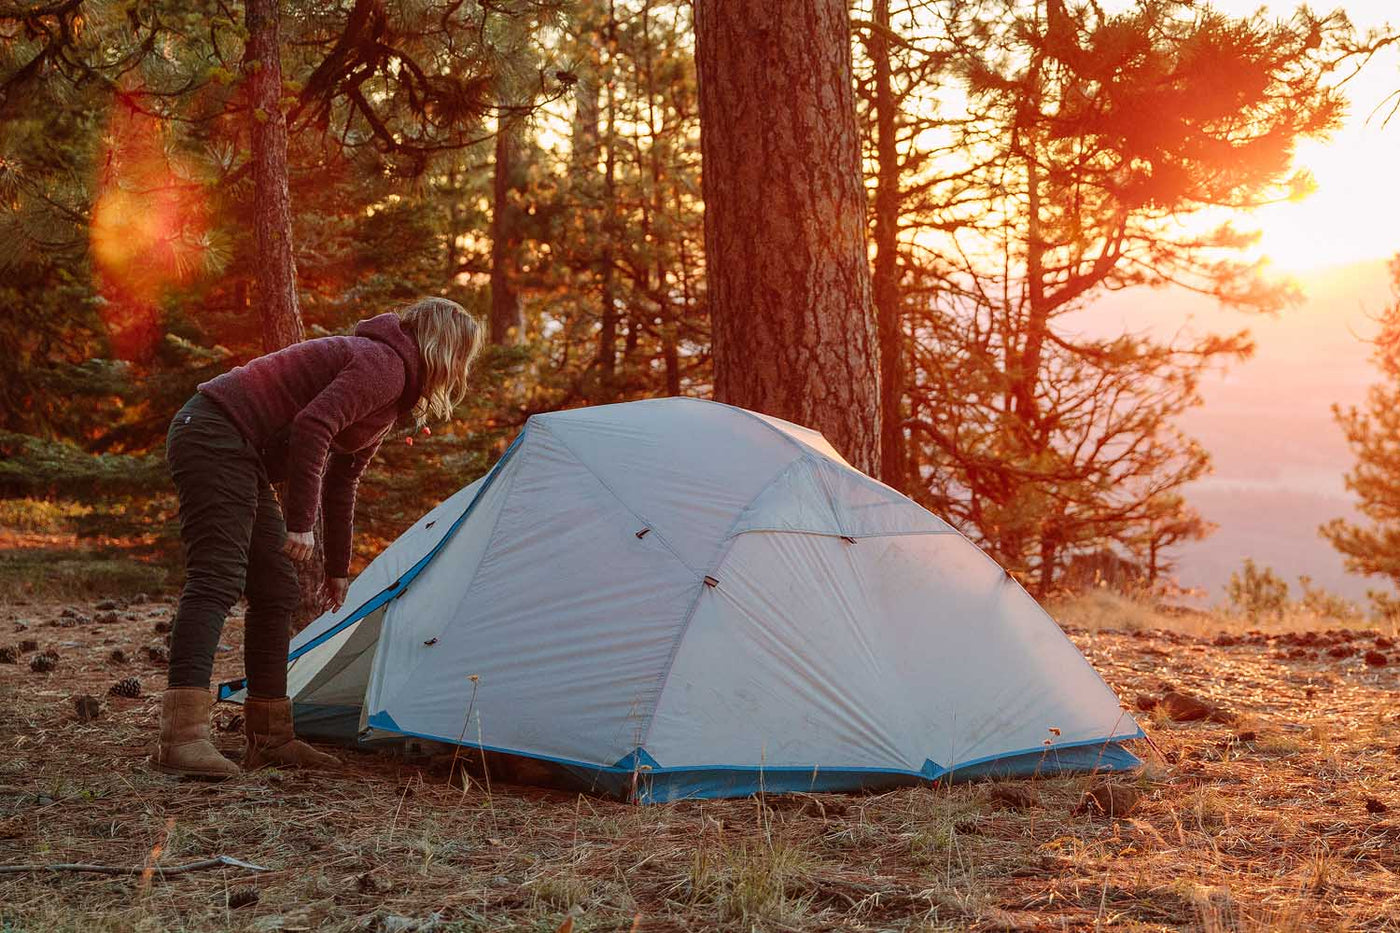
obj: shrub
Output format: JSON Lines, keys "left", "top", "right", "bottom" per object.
{"left": 1225, "top": 559, "right": 1289, "bottom": 621}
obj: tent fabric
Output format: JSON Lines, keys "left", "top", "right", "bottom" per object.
{"left": 222, "top": 397, "right": 1142, "bottom": 800}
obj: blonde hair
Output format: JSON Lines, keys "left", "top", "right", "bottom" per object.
{"left": 398, "top": 297, "right": 483, "bottom": 424}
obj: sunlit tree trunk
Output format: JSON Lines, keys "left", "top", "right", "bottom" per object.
{"left": 870, "top": 0, "right": 906, "bottom": 490}
{"left": 489, "top": 116, "right": 523, "bottom": 346}
{"left": 245, "top": 0, "right": 303, "bottom": 353}
{"left": 694, "top": 0, "right": 881, "bottom": 473}
{"left": 596, "top": 0, "right": 619, "bottom": 390}
{"left": 245, "top": 0, "right": 320, "bottom": 622}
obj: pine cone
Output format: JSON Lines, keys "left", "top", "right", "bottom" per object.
{"left": 145, "top": 644, "right": 169, "bottom": 664}
{"left": 108, "top": 676, "right": 141, "bottom": 698}
{"left": 108, "top": 648, "right": 127, "bottom": 664}
{"left": 30, "top": 654, "right": 56, "bottom": 673}
{"left": 152, "top": 620, "right": 172, "bottom": 635}
{"left": 0, "top": 646, "right": 17, "bottom": 664}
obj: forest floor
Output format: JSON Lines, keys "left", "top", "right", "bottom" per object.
{"left": 1, "top": 592, "right": 1399, "bottom": 932}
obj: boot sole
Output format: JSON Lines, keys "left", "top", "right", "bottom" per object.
{"left": 152, "top": 760, "right": 239, "bottom": 780}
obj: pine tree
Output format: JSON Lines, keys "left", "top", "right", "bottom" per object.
{"left": 893, "top": 0, "right": 1345, "bottom": 592}
{"left": 1321, "top": 258, "right": 1400, "bottom": 617}
{"left": 1226, "top": 558, "right": 1289, "bottom": 622}
{"left": 524, "top": 0, "right": 707, "bottom": 410}
{"left": 695, "top": 0, "right": 881, "bottom": 472}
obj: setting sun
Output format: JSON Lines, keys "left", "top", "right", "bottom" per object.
{"left": 1219, "top": 0, "right": 1400, "bottom": 272}
{"left": 1249, "top": 123, "right": 1400, "bottom": 272}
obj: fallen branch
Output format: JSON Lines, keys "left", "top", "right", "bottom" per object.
{"left": 0, "top": 855, "right": 269, "bottom": 877}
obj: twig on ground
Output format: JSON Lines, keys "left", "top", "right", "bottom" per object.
{"left": 0, "top": 855, "right": 269, "bottom": 877}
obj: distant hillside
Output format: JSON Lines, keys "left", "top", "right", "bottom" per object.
{"left": 1071, "top": 258, "right": 1394, "bottom": 605}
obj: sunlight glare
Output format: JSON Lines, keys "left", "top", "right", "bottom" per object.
{"left": 89, "top": 102, "right": 210, "bottom": 360}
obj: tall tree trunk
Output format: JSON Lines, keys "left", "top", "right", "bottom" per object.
{"left": 245, "top": 0, "right": 320, "bottom": 622}
{"left": 1016, "top": 143, "right": 1048, "bottom": 433}
{"left": 571, "top": 72, "right": 600, "bottom": 175}
{"left": 870, "top": 0, "right": 905, "bottom": 491}
{"left": 445, "top": 162, "right": 461, "bottom": 280}
{"left": 596, "top": 4, "right": 619, "bottom": 390}
{"left": 489, "top": 116, "right": 523, "bottom": 346}
{"left": 670, "top": 175, "right": 693, "bottom": 398}
{"left": 245, "top": 0, "right": 303, "bottom": 353}
{"left": 694, "top": 0, "right": 881, "bottom": 473}
{"left": 639, "top": 0, "right": 670, "bottom": 391}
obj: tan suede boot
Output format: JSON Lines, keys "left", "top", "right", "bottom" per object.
{"left": 243, "top": 697, "right": 341, "bottom": 771}
{"left": 154, "top": 687, "right": 241, "bottom": 779}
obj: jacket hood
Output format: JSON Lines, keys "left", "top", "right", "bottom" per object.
{"left": 355, "top": 312, "right": 422, "bottom": 417}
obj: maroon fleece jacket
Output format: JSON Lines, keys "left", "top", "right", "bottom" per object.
{"left": 198, "top": 313, "right": 422, "bottom": 577}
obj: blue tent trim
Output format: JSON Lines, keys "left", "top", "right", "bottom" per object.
{"left": 612, "top": 747, "right": 662, "bottom": 770}
{"left": 362, "top": 708, "right": 1142, "bottom": 803}
{"left": 216, "top": 431, "right": 527, "bottom": 704}
{"left": 932, "top": 728, "right": 1147, "bottom": 779}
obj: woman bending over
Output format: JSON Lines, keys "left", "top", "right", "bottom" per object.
{"left": 157, "top": 298, "right": 482, "bottom": 778}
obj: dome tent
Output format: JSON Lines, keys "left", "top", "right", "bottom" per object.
{"left": 221, "top": 398, "right": 1143, "bottom": 802}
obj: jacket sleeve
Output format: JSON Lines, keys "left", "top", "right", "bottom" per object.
{"left": 321, "top": 441, "right": 381, "bottom": 578}
{"left": 283, "top": 349, "right": 403, "bottom": 539}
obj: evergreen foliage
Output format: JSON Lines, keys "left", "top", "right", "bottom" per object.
{"left": 1321, "top": 258, "right": 1400, "bottom": 618}
{"left": 850, "top": 0, "right": 1345, "bottom": 592}
{"left": 1226, "top": 558, "right": 1290, "bottom": 621}
{"left": 0, "top": 0, "right": 1361, "bottom": 589}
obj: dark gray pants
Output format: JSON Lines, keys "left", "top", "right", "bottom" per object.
{"left": 166, "top": 394, "right": 297, "bottom": 697}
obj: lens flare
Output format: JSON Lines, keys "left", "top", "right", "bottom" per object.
{"left": 89, "top": 99, "right": 209, "bottom": 360}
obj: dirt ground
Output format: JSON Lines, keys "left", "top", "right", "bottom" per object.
{"left": 2, "top": 595, "right": 1399, "bottom": 932}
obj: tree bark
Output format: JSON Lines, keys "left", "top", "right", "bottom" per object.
{"left": 694, "top": 0, "right": 880, "bottom": 473}
{"left": 488, "top": 116, "right": 523, "bottom": 346}
{"left": 596, "top": 4, "right": 619, "bottom": 390}
{"left": 870, "top": 0, "right": 905, "bottom": 491}
{"left": 245, "top": 0, "right": 304, "bottom": 353}
{"left": 245, "top": 0, "right": 320, "bottom": 622}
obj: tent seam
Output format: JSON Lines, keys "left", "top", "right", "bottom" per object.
{"left": 531, "top": 419, "right": 699, "bottom": 576}
{"left": 364, "top": 430, "right": 529, "bottom": 718}
{"left": 636, "top": 454, "right": 819, "bottom": 750}
{"left": 690, "top": 398, "right": 943, "bottom": 517}
{"left": 726, "top": 528, "right": 958, "bottom": 540}
{"left": 685, "top": 397, "right": 822, "bottom": 461}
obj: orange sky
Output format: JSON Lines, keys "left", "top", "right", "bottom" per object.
{"left": 1074, "top": 3, "right": 1399, "bottom": 602}
{"left": 1213, "top": 0, "right": 1399, "bottom": 271}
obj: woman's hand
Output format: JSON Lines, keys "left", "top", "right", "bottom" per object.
{"left": 320, "top": 577, "right": 349, "bottom": 613}
{"left": 284, "top": 530, "right": 315, "bottom": 562}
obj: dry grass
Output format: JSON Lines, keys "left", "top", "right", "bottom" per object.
{"left": 1050, "top": 588, "right": 1400, "bottom": 639}
{"left": 3, "top": 591, "right": 1400, "bottom": 931}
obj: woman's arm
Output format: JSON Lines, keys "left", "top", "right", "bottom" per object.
{"left": 321, "top": 442, "right": 380, "bottom": 580}
{"left": 282, "top": 351, "right": 404, "bottom": 543}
